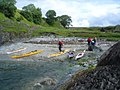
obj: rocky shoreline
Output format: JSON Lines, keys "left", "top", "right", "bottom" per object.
{"left": 57, "top": 41, "right": 120, "bottom": 90}
{"left": 0, "top": 36, "right": 118, "bottom": 90}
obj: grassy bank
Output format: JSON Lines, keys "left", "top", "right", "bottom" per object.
{"left": 0, "top": 12, "right": 120, "bottom": 41}
{"left": 32, "top": 26, "right": 120, "bottom": 41}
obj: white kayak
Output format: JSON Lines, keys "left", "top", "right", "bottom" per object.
{"left": 6, "top": 47, "right": 26, "bottom": 54}
{"left": 68, "top": 53, "right": 74, "bottom": 58}
{"left": 75, "top": 50, "right": 86, "bottom": 60}
{"left": 67, "top": 49, "right": 76, "bottom": 58}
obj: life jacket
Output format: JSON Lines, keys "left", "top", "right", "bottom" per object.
{"left": 87, "top": 38, "right": 91, "bottom": 42}
{"left": 58, "top": 41, "right": 63, "bottom": 45}
{"left": 91, "top": 41, "right": 95, "bottom": 45}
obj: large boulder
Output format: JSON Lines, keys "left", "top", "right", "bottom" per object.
{"left": 60, "top": 65, "right": 120, "bottom": 90}
{"left": 97, "top": 41, "right": 120, "bottom": 66}
{"left": 114, "top": 25, "right": 120, "bottom": 33}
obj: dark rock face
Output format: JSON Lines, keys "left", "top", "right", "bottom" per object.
{"left": 114, "top": 25, "right": 120, "bottom": 33}
{"left": 67, "top": 66, "right": 120, "bottom": 90}
{"left": 97, "top": 41, "right": 120, "bottom": 66}
{"left": 60, "top": 41, "right": 120, "bottom": 90}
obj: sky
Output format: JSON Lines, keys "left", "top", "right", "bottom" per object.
{"left": 16, "top": 0, "right": 120, "bottom": 27}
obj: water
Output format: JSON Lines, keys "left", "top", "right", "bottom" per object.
{"left": 0, "top": 43, "right": 85, "bottom": 90}
{"left": 0, "top": 40, "right": 110, "bottom": 90}
{"left": 0, "top": 59, "right": 80, "bottom": 90}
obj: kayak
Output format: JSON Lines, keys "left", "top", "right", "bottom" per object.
{"left": 75, "top": 50, "right": 86, "bottom": 60}
{"left": 68, "top": 53, "right": 74, "bottom": 58}
{"left": 7, "top": 47, "right": 26, "bottom": 54}
{"left": 11, "top": 50, "right": 43, "bottom": 59}
{"left": 68, "top": 51, "right": 74, "bottom": 58}
{"left": 48, "top": 49, "right": 69, "bottom": 57}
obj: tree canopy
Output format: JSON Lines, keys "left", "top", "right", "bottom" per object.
{"left": 45, "top": 10, "right": 56, "bottom": 25}
{"left": 20, "top": 4, "right": 42, "bottom": 24}
{"left": 0, "top": 0, "right": 17, "bottom": 18}
{"left": 0, "top": 1, "right": 72, "bottom": 28}
{"left": 58, "top": 15, "right": 72, "bottom": 28}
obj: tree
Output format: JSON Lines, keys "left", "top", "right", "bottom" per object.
{"left": 32, "top": 8, "right": 42, "bottom": 24}
{"left": 58, "top": 15, "right": 72, "bottom": 28}
{"left": 20, "top": 4, "right": 42, "bottom": 24}
{"left": 0, "top": 0, "right": 17, "bottom": 18}
{"left": 20, "top": 10, "right": 33, "bottom": 22}
{"left": 45, "top": 10, "right": 56, "bottom": 25}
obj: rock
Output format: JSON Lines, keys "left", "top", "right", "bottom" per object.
{"left": 34, "top": 82, "right": 43, "bottom": 87}
{"left": 33, "top": 82, "right": 43, "bottom": 90}
{"left": 39, "top": 77, "right": 57, "bottom": 86}
{"left": 63, "top": 66, "right": 120, "bottom": 90}
{"left": 97, "top": 41, "right": 120, "bottom": 66}
{"left": 114, "top": 25, "right": 120, "bottom": 33}
{"left": 57, "top": 41, "right": 120, "bottom": 90}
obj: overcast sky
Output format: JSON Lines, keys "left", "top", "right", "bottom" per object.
{"left": 16, "top": 0, "right": 120, "bottom": 27}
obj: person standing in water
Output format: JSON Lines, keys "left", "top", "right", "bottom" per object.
{"left": 58, "top": 40, "right": 64, "bottom": 52}
{"left": 92, "top": 37, "right": 97, "bottom": 46}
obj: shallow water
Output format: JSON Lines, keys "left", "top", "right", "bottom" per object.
{"left": 0, "top": 42, "right": 86, "bottom": 90}
{"left": 0, "top": 40, "right": 113, "bottom": 90}
{"left": 0, "top": 60, "right": 65, "bottom": 90}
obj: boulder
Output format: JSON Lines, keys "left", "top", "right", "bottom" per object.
{"left": 97, "top": 41, "right": 120, "bottom": 66}
{"left": 114, "top": 25, "right": 120, "bottom": 33}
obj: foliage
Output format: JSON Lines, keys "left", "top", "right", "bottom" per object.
{"left": 0, "top": 2, "right": 119, "bottom": 41}
{"left": 32, "top": 26, "right": 120, "bottom": 41}
{"left": 0, "top": 0, "right": 17, "bottom": 18}
{"left": 0, "top": 12, "right": 8, "bottom": 20}
{"left": 20, "top": 4, "right": 42, "bottom": 24}
{"left": 20, "top": 10, "right": 33, "bottom": 22}
{"left": 57, "top": 15, "right": 72, "bottom": 28}
{"left": 45, "top": 10, "right": 56, "bottom": 25}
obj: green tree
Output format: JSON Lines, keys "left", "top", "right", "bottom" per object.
{"left": 20, "top": 4, "right": 42, "bottom": 24}
{"left": 0, "top": 0, "right": 17, "bottom": 18}
{"left": 32, "top": 8, "right": 42, "bottom": 24}
{"left": 45, "top": 10, "right": 56, "bottom": 25}
{"left": 20, "top": 10, "right": 33, "bottom": 22}
{"left": 58, "top": 15, "right": 72, "bottom": 28}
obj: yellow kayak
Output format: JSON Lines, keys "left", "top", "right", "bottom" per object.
{"left": 11, "top": 50, "right": 43, "bottom": 59}
{"left": 48, "top": 49, "right": 69, "bottom": 57}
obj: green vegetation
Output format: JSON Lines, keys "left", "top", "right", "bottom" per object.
{"left": 58, "top": 15, "right": 72, "bottom": 28}
{"left": 0, "top": 0, "right": 120, "bottom": 41}
{"left": 0, "top": 0, "right": 17, "bottom": 18}
{"left": 32, "top": 26, "right": 120, "bottom": 40}
{"left": 20, "top": 4, "right": 42, "bottom": 24}
{"left": 45, "top": 10, "right": 56, "bottom": 26}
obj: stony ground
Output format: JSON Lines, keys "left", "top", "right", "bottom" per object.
{"left": 23, "top": 37, "right": 115, "bottom": 61}
{"left": 56, "top": 40, "right": 120, "bottom": 90}
{"left": 0, "top": 37, "right": 117, "bottom": 90}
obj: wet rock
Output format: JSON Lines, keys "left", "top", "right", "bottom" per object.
{"left": 33, "top": 82, "right": 43, "bottom": 90}
{"left": 97, "top": 41, "right": 120, "bottom": 66}
{"left": 38, "top": 77, "right": 57, "bottom": 86}
{"left": 63, "top": 66, "right": 120, "bottom": 90}
{"left": 34, "top": 82, "right": 43, "bottom": 87}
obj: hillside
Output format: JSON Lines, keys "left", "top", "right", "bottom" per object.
{"left": 0, "top": 11, "right": 120, "bottom": 45}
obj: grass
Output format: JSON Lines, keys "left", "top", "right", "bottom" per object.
{"left": 0, "top": 11, "right": 120, "bottom": 41}
{"left": 32, "top": 26, "right": 120, "bottom": 41}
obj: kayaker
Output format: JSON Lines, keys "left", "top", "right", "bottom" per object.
{"left": 87, "top": 37, "right": 92, "bottom": 45}
{"left": 87, "top": 37, "right": 93, "bottom": 51}
{"left": 58, "top": 40, "right": 64, "bottom": 52}
{"left": 92, "top": 37, "right": 97, "bottom": 46}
